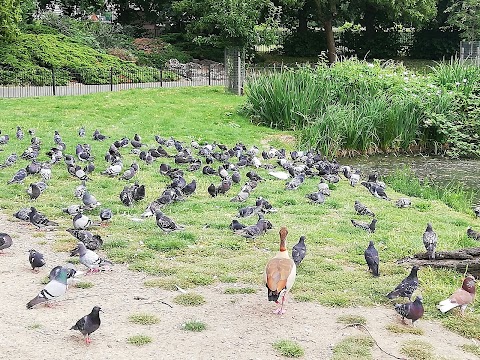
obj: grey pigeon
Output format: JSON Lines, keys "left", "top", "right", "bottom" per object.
{"left": 238, "top": 205, "right": 261, "bottom": 218}
{"left": 7, "top": 168, "right": 27, "bottom": 184}
{"left": 49, "top": 265, "right": 78, "bottom": 286}
{"left": 141, "top": 199, "right": 164, "bottom": 218}
{"left": 119, "top": 163, "right": 138, "bottom": 180}
{"left": 70, "top": 306, "right": 102, "bottom": 344}
{"left": 286, "top": 173, "right": 305, "bottom": 190}
{"left": 232, "top": 171, "right": 241, "bottom": 184}
{"left": 67, "top": 229, "right": 103, "bottom": 251}
{"left": 349, "top": 171, "right": 361, "bottom": 187}
{"left": 0, "top": 153, "right": 17, "bottom": 169}
{"left": 423, "top": 223, "right": 437, "bottom": 260}
{"left": 361, "top": 181, "right": 390, "bottom": 201}
{"left": 207, "top": 183, "right": 217, "bottom": 197}
{"left": 75, "top": 182, "right": 87, "bottom": 198}
{"left": 0, "top": 233, "right": 13, "bottom": 253}
{"left": 354, "top": 200, "right": 375, "bottom": 217}
{"left": 99, "top": 208, "right": 112, "bottom": 224}
{"left": 230, "top": 219, "right": 246, "bottom": 231}
{"left": 230, "top": 189, "right": 250, "bottom": 202}
{"left": 234, "top": 219, "right": 268, "bottom": 239}
{"left": 29, "top": 207, "right": 58, "bottom": 229}
{"left": 78, "top": 127, "right": 86, "bottom": 137}
{"left": 386, "top": 266, "right": 419, "bottom": 300}
{"left": 62, "top": 204, "right": 83, "bottom": 216}
{"left": 467, "top": 227, "right": 480, "bottom": 241}
{"left": 306, "top": 191, "right": 325, "bottom": 204}
{"left": 155, "top": 210, "right": 184, "bottom": 233}
{"left": 14, "top": 207, "right": 31, "bottom": 221}
{"left": 396, "top": 198, "right": 412, "bottom": 208}
{"left": 76, "top": 242, "right": 112, "bottom": 273}
{"left": 351, "top": 218, "right": 377, "bottom": 233}
{"left": 394, "top": 296, "right": 424, "bottom": 326}
{"left": 474, "top": 206, "right": 480, "bottom": 218}
{"left": 101, "top": 160, "right": 123, "bottom": 177}
{"left": 364, "top": 241, "right": 379, "bottom": 276}
{"left": 82, "top": 191, "right": 101, "bottom": 210}
{"left": 29, "top": 249, "right": 46, "bottom": 271}
{"left": 292, "top": 236, "right": 306, "bottom": 266}
{"left": 27, "top": 183, "right": 42, "bottom": 200}
{"left": 40, "top": 163, "right": 52, "bottom": 182}
{"left": 73, "top": 212, "right": 99, "bottom": 230}
{"left": 16, "top": 126, "right": 24, "bottom": 140}
{"left": 26, "top": 267, "right": 68, "bottom": 309}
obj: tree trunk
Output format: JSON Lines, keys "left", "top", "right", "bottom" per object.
{"left": 398, "top": 247, "right": 480, "bottom": 277}
{"left": 324, "top": 18, "right": 337, "bottom": 64}
{"left": 363, "top": 4, "right": 376, "bottom": 37}
{"left": 298, "top": 7, "right": 308, "bottom": 33}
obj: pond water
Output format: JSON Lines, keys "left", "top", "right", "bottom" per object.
{"left": 340, "top": 154, "right": 480, "bottom": 204}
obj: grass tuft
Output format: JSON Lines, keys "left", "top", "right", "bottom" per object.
{"left": 75, "top": 281, "right": 94, "bottom": 289}
{"left": 27, "top": 323, "right": 42, "bottom": 330}
{"left": 336, "top": 315, "right": 367, "bottom": 326}
{"left": 386, "top": 323, "right": 424, "bottom": 335}
{"left": 332, "top": 335, "right": 374, "bottom": 360}
{"left": 461, "top": 344, "right": 480, "bottom": 356}
{"left": 272, "top": 339, "right": 304, "bottom": 358}
{"left": 173, "top": 293, "right": 206, "bottom": 306}
{"left": 127, "top": 335, "right": 152, "bottom": 346}
{"left": 400, "top": 340, "right": 435, "bottom": 360}
{"left": 182, "top": 320, "right": 207, "bottom": 332}
{"left": 128, "top": 313, "right": 160, "bottom": 325}
{"left": 224, "top": 287, "right": 257, "bottom": 294}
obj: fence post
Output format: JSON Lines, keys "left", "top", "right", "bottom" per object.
{"left": 160, "top": 67, "right": 163, "bottom": 88}
{"left": 110, "top": 67, "right": 113, "bottom": 91}
{"left": 208, "top": 64, "right": 211, "bottom": 86}
{"left": 51, "top": 68, "right": 56, "bottom": 96}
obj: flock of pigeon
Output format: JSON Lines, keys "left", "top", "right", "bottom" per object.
{"left": 0, "top": 124, "right": 479, "bottom": 342}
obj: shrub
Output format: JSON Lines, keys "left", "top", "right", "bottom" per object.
{"left": 283, "top": 30, "right": 326, "bottom": 57}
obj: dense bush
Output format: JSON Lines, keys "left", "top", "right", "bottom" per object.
{"left": 243, "top": 59, "right": 480, "bottom": 158}
{"left": 160, "top": 33, "right": 224, "bottom": 62}
{"left": 409, "top": 29, "right": 460, "bottom": 60}
{"left": 282, "top": 30, "right": 327, "bottom": 57}
{"left": 339, "top": 30, "right": 403, "bottom": 59}
{"left": 132, "top": 38, "right": 192, "bottom": 68}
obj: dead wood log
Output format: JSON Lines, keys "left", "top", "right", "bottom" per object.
{"left": 398, "top": 247, "right": 480, "bottom": 277}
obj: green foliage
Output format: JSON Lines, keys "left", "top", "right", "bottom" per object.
{"left": 244, "top": 59, "right": 480, "bottom": 158}
{"left": 223, "top": 287, "right": 257, "bottom": 294}
{"left": 446, "top": 0, "right": 480, "bottom": 41}
{"left": 340, "top": 29, "right": 403, "bottom": 59}
{"left": 283, "top": 29, "right": 326, "bottom": 57}
{"left": 0, "top": 0, "right": 21, "bottom": 41}
{"left": 400, "top": 340, "right": 435, "bottom": 360}
{"left": 385, "top": 323, "right": 424, "bottom": 335}
{"left": 336, "top": 315, "right": 367, "bottom": 325}
{"left": 409, "top": 29, "right": 460, "bottom": 60}
{"left": 272, "top": 340, "right": 304, "bottom": 358}
{"left": 128, "top": 313, "right": 160, "bottom": 325}
{"left": 127, "top": 335, "right": 152, "bottom": 346}
{"left": 173, "top": 293, "right": 206, "bottom": 306}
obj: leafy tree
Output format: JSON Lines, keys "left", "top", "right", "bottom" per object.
{"left": 0, "top": 0, "right": 21, "bottom": 41}
{"left": 446, "top": 0, "right": 480, "bottom": 41}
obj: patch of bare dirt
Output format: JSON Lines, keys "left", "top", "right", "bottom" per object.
{"left": 1, "top": 212, "right": 477, "bottom": 359}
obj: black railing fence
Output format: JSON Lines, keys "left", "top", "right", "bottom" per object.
{"left": 0, "top": 63, "right": 227, "bottom": 98}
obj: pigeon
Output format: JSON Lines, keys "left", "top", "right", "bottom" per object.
{"left": 217, "top": 179, "right": 232, "bottom": 195}
{"left": 354, "top": 200, "right": 375, "bottom": 217}
{"left": 0, "top": 153, "right": 17, "bottom": 169}
{"left": 49, "top": 265, "right": 78, "bottom": 286}
{"left": 351, "top": 218, "right": 377, "bottom": 233}
{"left": 264, "top": 227, "right": 296, "bottom": 314}
{"left": 268, "top": 171, "right": 290, "bottom": 180}
{"left": 181, "top": 179, "right": 197, "bottom": 197}
{"left": 207, "top": 183, "right": 218, "bottom": 197}
{"left": 67, "top": 229, "right": 103, "bottom": 251}
{"left": 437, "top": 275, "right": 476, "bottom": 314}
{"left": 291, "top": 236, "right": 306, "bottom": 266}
{"left": 361, "top": 181, "right": 390, "bottom": 200}
{"left": 286, "top": 173, "right": 305, "bottom": 190}
{"left": 349, "top": 171, "right": 361, "bottom": 187}
{"left": 16, "top": 126, "right": 24, "bottom": 140}
{"left": 364, "top": 241, "right": 379, "bottom": 277}
{"left": 395, "top": 296, "right": 424, "bottom": 326}
{"left": 237, "top": 205, "right": 261, "bottom": 218}
{"left": 7, "top": 168, "right": 27, "bottom": 184}
{"left": 99, "top": 208, "right": 112, "bottom": 225}
{"left": 29, "top": 207, "right": 58, "bottom": 229}
{"left": 26, "top": 267, "right": 68, "bottom": 309}
{"left": 422, "top": 223, "right": 437, "bottom": 260}
{"left": 474, "top": 206, "right": 480, "bottom": 218}
{"left": 119, "top": 163, "right": 138, "bottom": 180}
{"left": 231, "top": 171, "right": 241, "bottom": 183}
{"left": 73, "top": 212, "right": 99, "bottom": 230}
{"left": 14, "top": 207, "right": 31, "bottom": 221}
{"left": 396, "top": 198, "right": 411, "bottom": 208}
{"left": 229, "top": 219, "right": 246, "bottom": 231}
{"left": 40, "top": 163, "right": 52, "bottom": 182}
{"left": 234, "top": 219, "right": 269, "bottom": 239}
{"left": 62, "top": 204, "right": 83, "bottom": 216}
{"left": 386, "top": 266, "right": 419, "bottom": 300}
{"left": 101, "top": 160, "right": 123, "bottom": 177}
{"left": 76, "top": 242, "right": 112, "bottom": 273}
{"left": 306, "top": 191, "right": 325, "bottom": 204}
{"left": 70, "top": 306, "right": 102, "bottom": 344}
{"left": 78, "top": 127, "right": 86, "bottom": 137}
{"left": 155, "top": 210, "right": 184, "bottom": 233}
{"left": 75, "top": 182, "right": 87, "bottom": 198}
{"left": 29, "top": 249, "right": 46, "bottom": 272}
{"left": 27, "top": 183, "right": 42, "bottom": 200}
{"left": 467, "top": 227, "right": 480, "bottom": 241}
{"left": 82, "top": 191, "right": 101, "bottom": 210}
{"left": 0, "top": 233, "right": 13, "bottom": 253}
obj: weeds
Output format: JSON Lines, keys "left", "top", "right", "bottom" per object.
{"left": 272, "top": 340, "right": 304, "bottom": 358}
{"left": 128, "top": 313, "right": 160, "bottom": 325}
{"left": 332, "top": 335, "right": 374, "bottom": 360}
{"left": 127, "top": 335, "right": 152, "bottom": 346}
{"left": 173, "top": 293, "right": 206, "bottom": 306}
{"left": 182, "top": 320, "right": 206, "bottom": 332}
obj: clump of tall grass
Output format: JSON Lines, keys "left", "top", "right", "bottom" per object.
{"left": 385, "top": 166, "right": 475, "bottom": 213}
{"left": 430, "top": 59, "right": 480, "bottom": 96}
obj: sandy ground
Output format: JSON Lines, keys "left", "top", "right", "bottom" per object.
{"left": 1, "top": 211, "right": 478, "bottom": 360}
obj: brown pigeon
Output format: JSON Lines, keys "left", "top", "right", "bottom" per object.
{"left": 437, "top": 275, "right": 476, "bottom": 315}
{"left": 395, "top": 296, "right": 424, "bottom": 326}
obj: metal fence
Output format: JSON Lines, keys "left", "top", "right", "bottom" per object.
{"left": 0, "top": 64, "right": 227, "bottom": 98}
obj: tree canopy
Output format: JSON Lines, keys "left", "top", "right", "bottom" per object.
{"left": 0, "top": 0, "right": 21, "bottom": 41}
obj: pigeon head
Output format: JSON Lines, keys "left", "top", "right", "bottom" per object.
{"left": 77, "top": 242, "right": 87, "bottom": 256}
{"left": 299, "top": 236, "right": 306, "bottom": 244}
{"left": 92, "top": 306, "right": 103, "bottom": 314}
{"left": 462, "top": 275, "right": 476, "bottom": 294}
{"left": 414, "top": 295, "right": 423, "bottom": 302}
{"left": 409, "top": 266, "right": 420, "bottom": 277}
{"left": 426, "top": 223, "right": 433, "bottom": 231}
{"left": 368, "top": 240, "right": 375, "bottom": 247}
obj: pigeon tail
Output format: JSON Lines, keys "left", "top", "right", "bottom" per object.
{"left": 371, "top": 263, "right": 380, "bottom": 277}
{"left": 437, "top": 299, "right": 459, "bottom": 313}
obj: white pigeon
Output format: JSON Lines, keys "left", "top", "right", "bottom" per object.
{"left": 77, "top": 242, "right": 112, "bottom": 273}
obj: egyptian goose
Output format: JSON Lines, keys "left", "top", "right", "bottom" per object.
{"left": 264, "top": 227, "right": 296, "bottom": 314}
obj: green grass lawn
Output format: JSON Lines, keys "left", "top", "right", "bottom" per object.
{"left": 0, "top": 86, "right": 479, "bottom": 339}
